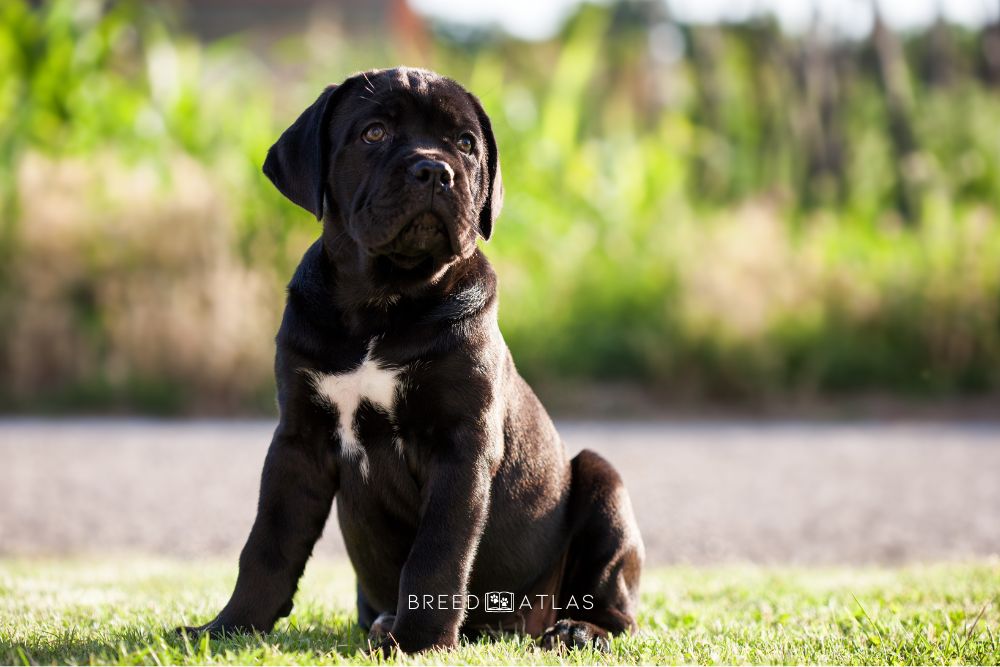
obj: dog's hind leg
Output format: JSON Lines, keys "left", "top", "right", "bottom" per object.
{"left": 357, "top": 585, "right": 397, "bottom": 647}
{"left": 356, "top": 585, "right": 380, "bottom": 631}
{"left": 540, "top": 449, "right": 643, "bottom": 652}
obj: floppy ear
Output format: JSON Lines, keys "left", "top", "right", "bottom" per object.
{"left": 470, "top": 96, "right": 503, "bottom": 241}
{"left": 262, "top": 83, "right": 345, "bottom": 220}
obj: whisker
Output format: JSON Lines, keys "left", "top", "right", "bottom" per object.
{"left": 362, "top": 71, "right": 376, "bottom": 95}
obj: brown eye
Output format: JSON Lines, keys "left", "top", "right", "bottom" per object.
{"left": 362, "top": 123, "right": 387, "bottom": 144}
{"left": 456, "top": 133, "right": 475, "bottom": 154}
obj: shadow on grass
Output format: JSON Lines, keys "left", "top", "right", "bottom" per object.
{"left": 2, "top": 619, "right": 375, "bottom": 665}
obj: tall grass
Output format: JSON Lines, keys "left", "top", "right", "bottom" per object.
{"left": 1, "top": 0, "right": 999, "bottom": 413}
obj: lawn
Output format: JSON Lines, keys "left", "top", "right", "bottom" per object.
{"left": 0, "top": 559, "right": 997, "bottom": 665}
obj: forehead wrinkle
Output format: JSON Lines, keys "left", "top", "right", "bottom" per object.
{"left": 361, "top": 90, "right": 472, "bottom": 133}
{"left": 393, "top": 68, "right": 408, "bottom": 90}
{"left": 357, "top": 93, "right": 383, "bottom": 109}
{"left": 364, "top": 72, "right": 428, "bottom": 107}
{"left": 349, "top": 70, "right": 480, "bottom": 139}
{"left": 408, "top": 69, "right": 431, "bottom": 96}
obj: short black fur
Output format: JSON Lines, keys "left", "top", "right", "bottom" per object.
{"left": 179, "top": 67, "right": 643, "bottom": 654}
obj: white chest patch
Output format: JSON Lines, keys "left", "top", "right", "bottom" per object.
{"left": 306, "top": 344, "right": 401, "bottom": 478}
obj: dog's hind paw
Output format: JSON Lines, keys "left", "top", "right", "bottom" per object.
{"left": 540, "top": 619, "right": 610, "bottom": 652}
{"left": 367, "top": 612, "right": 397, "bottom": 653}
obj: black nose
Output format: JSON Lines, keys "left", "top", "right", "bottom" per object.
{"left": 408, "top": 159, "right": 453, "bottom": 189}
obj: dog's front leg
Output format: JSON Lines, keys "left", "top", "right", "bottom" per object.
{"left": 383, "top": 448, "right": 493, "bottom": 653}
{"left": 180, "top": 426, "right": 337, "bottom": 636}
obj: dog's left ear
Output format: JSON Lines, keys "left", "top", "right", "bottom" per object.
{"left": 263, "top": 83, "right": 348, "bottom": 220}
{"left": 469, "top": 95, "right": 503, "bottom": 241}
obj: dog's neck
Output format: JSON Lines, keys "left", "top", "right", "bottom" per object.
{"left": 315, "top": 231, "right": 494, "bottom": 337}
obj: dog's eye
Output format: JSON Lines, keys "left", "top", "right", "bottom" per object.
{"left": 456, "top": 133, "right": 475, "bottom": 154}
{"left": 362, "top": 123, "right": 387, "bottom": 144}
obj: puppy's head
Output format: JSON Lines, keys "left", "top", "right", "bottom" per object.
{"left": 263, "top": 67, "right": 502, "bottom": 288}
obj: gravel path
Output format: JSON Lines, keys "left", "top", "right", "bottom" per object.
{"left": 2, "top": 419, "right": 998, "bottom": 564}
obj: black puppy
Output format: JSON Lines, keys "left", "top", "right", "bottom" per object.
{"left": 180, "top": 67, "right": 643, "bottom": 654}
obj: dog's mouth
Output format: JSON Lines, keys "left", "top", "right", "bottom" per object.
{"left": 375, "top": 212, "right": 453, "bottom": 270}
{"left": 384, "top": 250, "right": 434, "bottom": 271}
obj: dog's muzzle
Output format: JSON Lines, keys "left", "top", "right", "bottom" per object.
{"left": 373, "top": 213, "right": 452, "bottom": 269}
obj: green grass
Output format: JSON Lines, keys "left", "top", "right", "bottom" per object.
{"left": 1, "top": 559, "right": 998, "bottom": 664}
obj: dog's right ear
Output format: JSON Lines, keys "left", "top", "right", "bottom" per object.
{"left": 263, "top": 83, "right": 347, "bottom": 220}
{"left": 468, "top": 93, "right": 503, "bottom": 241}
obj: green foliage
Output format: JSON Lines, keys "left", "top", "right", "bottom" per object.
{"left": 1, "top": 559, "right": 998, "bottom": 664}
{"left": 2, "top": 0, "right": 1000, "bottom": 412}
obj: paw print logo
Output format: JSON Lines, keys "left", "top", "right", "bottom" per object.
{"left": 485, "top": 591, "right": 514, "bottom": 613}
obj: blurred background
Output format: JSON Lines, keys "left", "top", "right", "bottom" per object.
{"left": 3, "top": 0, "right": 1000, "bottom": 418}
{"left": 1, "top": 0, "right": 1000, "bottom": 567}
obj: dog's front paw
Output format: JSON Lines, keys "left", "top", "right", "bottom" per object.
{"left": 175, "top": 617, "right": 262, "bottom": 639}
{"left": 370, "top": 622, "right": 457, "bottom": 655}
{"left": 175, "top": 620, "right": 235, "bottom": 639}
{"left": 540, "top": 619, "right": 610, "bottom": 652}
{"left": 176, "top": 601, "right": 291, "bottom": 640}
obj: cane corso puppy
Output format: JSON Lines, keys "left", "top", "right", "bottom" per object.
{"left": 179, "top": 67, "right": 643, "bottom": 654}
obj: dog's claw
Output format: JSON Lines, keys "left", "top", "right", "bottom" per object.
{"left": 540, "top": 619, "right": 610, "bottom": 652}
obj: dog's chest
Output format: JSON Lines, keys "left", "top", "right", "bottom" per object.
{"left": 307, "top": 346, "right": 402, "bottom": 476}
